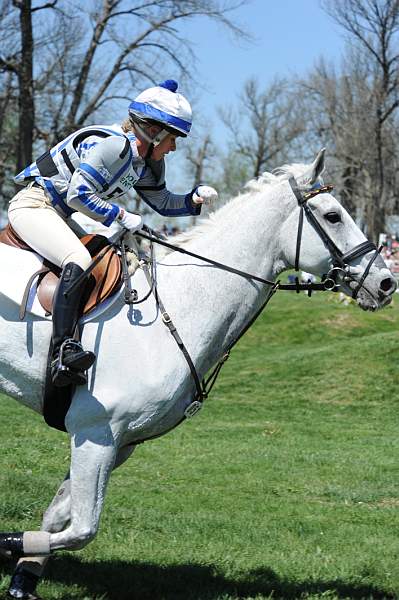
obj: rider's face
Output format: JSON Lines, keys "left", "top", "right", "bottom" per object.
{"left": 151, "top": 133, "right": 177, "bottom": 161}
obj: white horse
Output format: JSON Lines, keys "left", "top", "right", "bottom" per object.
{"left": 0, "top": 150, "right": 396, "bottom": 599}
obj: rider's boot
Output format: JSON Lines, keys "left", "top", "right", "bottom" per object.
{"left": 50, "top": 262, "right": 96, "bottom": 387}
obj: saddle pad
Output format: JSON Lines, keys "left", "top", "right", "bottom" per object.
{"left": 0, "top": 243, "right": 50, "bottom": 319}
{"left": 0, "top": 241, "right": 123, "bottom": 322}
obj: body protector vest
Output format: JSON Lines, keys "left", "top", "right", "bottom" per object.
{"left": 14, "top": 124, "right": 201, "bottom": 226}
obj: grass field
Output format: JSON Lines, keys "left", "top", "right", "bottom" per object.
{"left": 1, "top": 290, "right": 399, "bottom": 599}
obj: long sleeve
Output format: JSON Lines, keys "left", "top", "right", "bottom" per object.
{"left": 66, "top": 169, "right": 120, "bottom": 226}
{"left": 66, "top": 135, "right": 135, "bottom": 226}
{"left": 134, "top": 158, "right": 201, "bottom": 217}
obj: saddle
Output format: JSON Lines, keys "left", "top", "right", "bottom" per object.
{"left": 0, "top": 224, "right": 125, "bottom": 433}
{"left": 0, "top": 224, "right": 122, "bottom": 318}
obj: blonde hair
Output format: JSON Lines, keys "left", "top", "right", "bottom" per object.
{"left": 121, "top": 118, "right": 136, "bottom": 134}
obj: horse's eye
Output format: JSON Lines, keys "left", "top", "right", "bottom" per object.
{"left": 325, "top": 212, "right": 341, "bottom": 224}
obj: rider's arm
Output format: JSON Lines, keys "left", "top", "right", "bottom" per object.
{"left": 134, "top": 159, "right": 202, "bottom": 217}
{"left": 66, "top": 136, "right": 132, "bottom": 226}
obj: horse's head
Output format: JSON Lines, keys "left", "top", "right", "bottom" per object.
{"left": 279, "top": 149, "right": 397, "bottom": 311}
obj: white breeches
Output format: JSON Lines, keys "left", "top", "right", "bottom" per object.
{"left": 8, "top": 185, "right": 92, "bottom": 270}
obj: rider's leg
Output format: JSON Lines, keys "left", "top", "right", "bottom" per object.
{"left": 50, "top": 262, "right": 96, "bottom": 386}
{"left": 8, "top": 187, "right": 95, "bottom": 386}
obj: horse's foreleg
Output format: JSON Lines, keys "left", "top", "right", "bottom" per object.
{"left": 8, "top": 444, "right": 136, "bottom": 599}
{"left": 8, "top": 475, "right": 71, "bottom": 599}
{"left": 1, "top": 425, "right": 118, "bottom": 558}
{"left": 49, "top": 427, "right": 118, "bottom": 552}
{"left": 45, "top": 443, "right": 135, "bottom": 552}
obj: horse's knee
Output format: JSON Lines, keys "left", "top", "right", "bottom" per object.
{"left": 50, "top": 523, "right": 97, "bottom": 551}
{"left": 70, "top": 525, "right": 97, "bottom": 549}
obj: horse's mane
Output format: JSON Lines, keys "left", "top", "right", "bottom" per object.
{"left": 246, "top": 161, "right": 324, "bottom": 193}
{"left": 162, "top": 161, "right": 324, "bottom": 251}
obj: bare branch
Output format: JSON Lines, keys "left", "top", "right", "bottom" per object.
{"left": 31, "top": 0, "right": 57, "bottom": 11}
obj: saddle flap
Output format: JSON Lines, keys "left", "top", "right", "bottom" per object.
{"left": 37, "top": 234, "right": 122, "bottom": 316}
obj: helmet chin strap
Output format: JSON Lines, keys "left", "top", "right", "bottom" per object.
{"left": 133, "top": 123, "right": 169, "bottom": 159}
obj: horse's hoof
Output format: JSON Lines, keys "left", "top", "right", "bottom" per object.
{"left": 8, "top": 565, "right": 40, "bottom": 599}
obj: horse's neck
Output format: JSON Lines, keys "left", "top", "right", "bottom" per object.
{"left": 175, "top": 184, "right": 289, "bottom": 274}
{"left": 158, "top": 183, "right": 291, "bottom": 373}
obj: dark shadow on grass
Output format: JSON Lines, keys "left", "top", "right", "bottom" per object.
{"left": 1, "top": 556, "right": 395, "bottom": 600}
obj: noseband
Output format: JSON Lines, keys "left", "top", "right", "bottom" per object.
{"left": 289, "top": 177, "right": 381, "bottom": 299}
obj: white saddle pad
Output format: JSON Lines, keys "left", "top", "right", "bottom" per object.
{"left": 0, "top": 242, "right": 50, "bottom": 320}
{"left": 0, "top": 243, "right": 122, "bottom": 323}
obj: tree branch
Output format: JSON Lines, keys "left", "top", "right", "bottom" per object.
{"left": 31, "top": 0, "right": 57, "bottom": 12}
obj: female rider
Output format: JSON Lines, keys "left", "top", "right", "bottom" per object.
{"left": 11, "top": 79, "right": 218, "bottom": 387}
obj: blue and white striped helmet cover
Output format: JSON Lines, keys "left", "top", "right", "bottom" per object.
{"left": 128, "top": 80, "right": 192, "bottom": 136}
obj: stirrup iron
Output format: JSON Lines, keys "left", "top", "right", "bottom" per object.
{"left": 51, "top": 339, "right": 95, "bottom": 387}
{"left": 60, "top": 339, "right": 96, "bottom": 370}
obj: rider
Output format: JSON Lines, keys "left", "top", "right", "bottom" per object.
{"left": 10, "top": 79, "right": 218, "bottom": 388}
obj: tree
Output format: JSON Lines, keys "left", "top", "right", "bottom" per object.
{"left": 0, "top": 70, "right": 17, "bottom": 204}
{"left": 319, "top": 0, "right": 399, "bottom": 241}
{"left": 0, "top": 0, "right": 58, "bottom": 171}
{"left": 215, "top": 146, "right": 250, "bottom": 200}
{"left": 219, "top": 77, "right": 304, "bottom": 181}
{"left": 185, "top": 133, "right": 214, "bottom": 188}
{"left": 184, "top": 131, "right": 217, "bottom": 223}
{"left": 216, "top": 77, "right": 304, "bottom": 200}
{"left": 0, "top": 0, "right": 249, "bottom": 209}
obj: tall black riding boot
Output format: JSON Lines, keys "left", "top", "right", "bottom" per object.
{"left": 51, "top": 262, "right": 96, "bottom": 387}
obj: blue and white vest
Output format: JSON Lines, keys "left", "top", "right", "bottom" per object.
{"left": 14, "top": 124, "right": 200, "bottom": 225}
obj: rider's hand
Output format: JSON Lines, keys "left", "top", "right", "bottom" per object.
{"left": 118, "top": 209, "right": 142, "bottom": 232}
{"left": 192, "top": 185, "right": 219, "bottom": 205}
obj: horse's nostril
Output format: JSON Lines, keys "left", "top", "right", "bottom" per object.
{"left": 380, "top": 277, "right": 396, "bottom": 293}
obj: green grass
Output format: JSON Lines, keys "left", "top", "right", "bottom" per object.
{"left": 1, "top": 291, "right": 399, "bottom": 599}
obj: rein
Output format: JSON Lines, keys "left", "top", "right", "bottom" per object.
{"left": 136, "top": 230, "right": 277, "bottom": 287}
{"left": 135, "top": 230, "right": 334, "bottom": 294}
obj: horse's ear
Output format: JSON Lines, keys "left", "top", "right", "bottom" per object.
{"left": 309, "top": 148, "right": 326, "bottom": 184}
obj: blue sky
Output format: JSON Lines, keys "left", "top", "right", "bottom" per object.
{"left": 178, "top": 0, "right": 346, "bottom": 141}
{"left": 162, "top": 0, "right": 347, "bottom": 192}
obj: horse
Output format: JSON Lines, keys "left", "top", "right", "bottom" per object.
{"left": 0, "top": 149, "right": 396, "bottom": 599}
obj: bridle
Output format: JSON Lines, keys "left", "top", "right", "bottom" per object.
{"left": 289, "top": 177, "right": 382, "bottom": 300}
